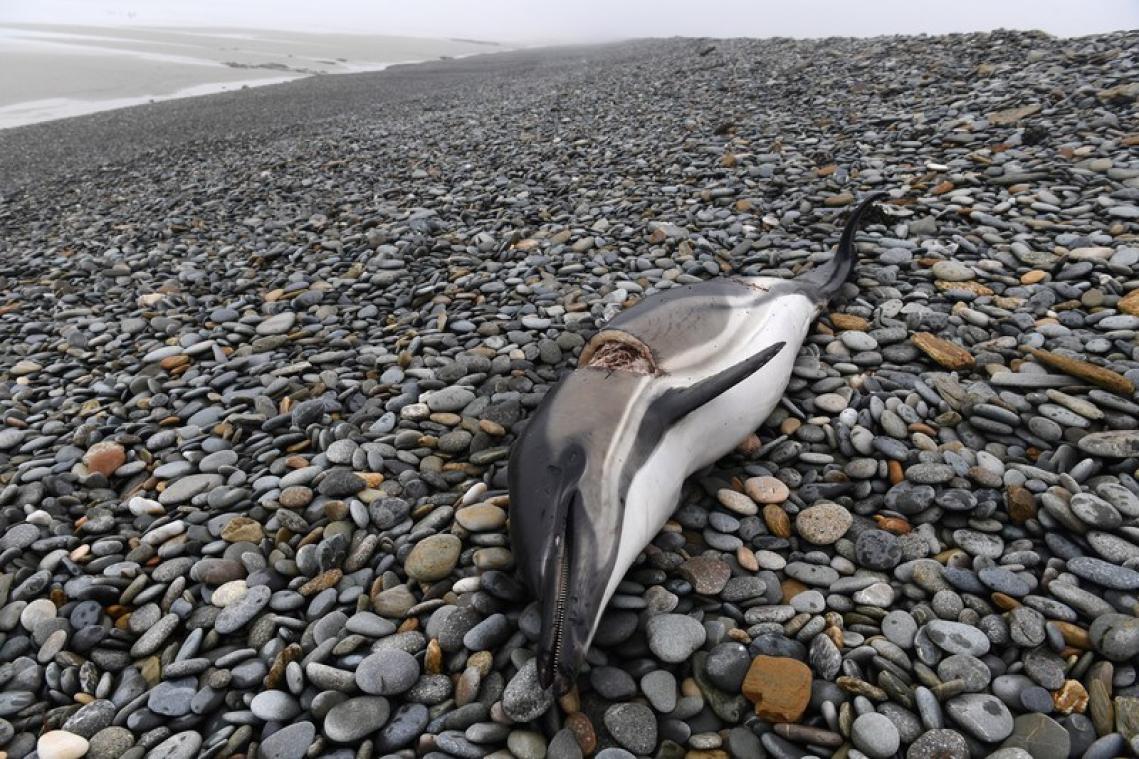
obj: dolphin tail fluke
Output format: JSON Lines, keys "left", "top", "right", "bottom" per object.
{"left": 798, "top": 191, "right": 888, "bottom": 302}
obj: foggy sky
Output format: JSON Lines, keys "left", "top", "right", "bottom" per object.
{"left": 2, "top": 0, "right": 1136, "bottom": 43}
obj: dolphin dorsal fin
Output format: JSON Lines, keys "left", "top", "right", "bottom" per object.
{"left": 655, "top": 341, "right": 786, "bottom": 424}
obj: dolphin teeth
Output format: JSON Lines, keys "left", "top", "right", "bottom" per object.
{"left": 550, "top": 541, "right": 571, "bottom": 676}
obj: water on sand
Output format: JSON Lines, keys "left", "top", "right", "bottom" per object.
{"left": 0, "top": 23, "right": 505, "bottom": 129}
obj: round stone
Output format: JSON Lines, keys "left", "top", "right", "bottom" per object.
{"left": 855, "top": 529, "right": 902, "bottom": 570}
{"left": 250, "top": 690, "right": 301, "bottom": 721}
{"left": 716, "top": 488, "right": 757, "bottom": 516}
{"left": 640, "top": 670, "right": 678, "bottom": 713}
{"left": 645, "top": 614, "right": 707, "bottom": 663}
{"left": 86, "top": 727, "right": 134, "bottom": 759}
{"left": 404, "top": 534, "right": 462, "bottom": 582}
{"left": 925, "top": 620, "right": 991, "bottom": 657}
{"left": 603, "top": 702, "right": 657, "bottom": 755}
{"left": 906, "top": 729, "right": 968, "bottom": 759}
{"left": 502, "top": 659, "right": 554, "bottom": 722}
{"left": 356, "top": 649, "right": 420, "bottom": 695}
{"left": 507, "top": 730, "right": 548, "bottom": 759}
{"left": 37, "top": 731, "right": 89, "bottom": 759}
{"left": 852, "top": 712, "right": 900, "bottom": 758}
{"left": 795, "top": 502, "right": 852, "bottom": 545}
{"left": 20, "top": 597, "right": 58, "bottom": 631}
{"left": 744, "top": 476, "right": 789, "bottom": 504}
{"left": 82, "top": 441, "right": 126, "bottom": 477}
{"left": 946, "top": 693, "right": 1014, "bottom": 742}
{"left": 323, "top": 696, "right": 389, "bottom": 742}
{"left": 1090, "top": 613, "right": 1139, "bottom": 662}
{"left": 455, "top": 503, "right": 507, "bottom": 531}
{"left": 259, "top": 722, "right": 315, "bottom": 759}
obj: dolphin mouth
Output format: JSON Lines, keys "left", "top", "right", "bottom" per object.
{"left": 535, "top": 490, "right": 583, "bottom": 692}
{"left": 537, "top": 496, "right": 579, "bottom": 693}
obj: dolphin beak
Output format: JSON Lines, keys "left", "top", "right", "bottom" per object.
{"left": 535, "top": 493, "right": 588, "bottom": 695}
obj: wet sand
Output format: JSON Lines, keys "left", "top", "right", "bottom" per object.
{"left": 0, "top": 23, "right": 507, "bottom": 129}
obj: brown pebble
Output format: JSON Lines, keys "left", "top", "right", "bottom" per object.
{"left": 220, "top": 516, "right": 263, "bottom": 543}
{"left": 745, "top": 476, "right": 790, "bottom": 504}
{"left": 735, "top": 433, "right": 761, "bottom": 456}
{"left": 558, "top": 686, "right": 581, "bottom": 714}
{"left": 780, "top": 417, "right": 802, "bottom": 436}
{"left": 298, "top": 569, "right": 342, "bottom": 596}
{"left": 1007, "top": 485, "right": 1037, "bottom": 523}
{"left": 679, "top": 556, "right": 732, "bottom": 595}
{"left": 763, "top": 504, "right": 792, "bottom": 538}
{"left": 873, "top": 515, "right": 911, "bottom": 535}
{"left": 742, "top": 656, "right": 812, "bottom": 722}
{"left": 912, "top": 332, "right": 975, "bottom": 371}
{"left": 1054, "top": 622, "right": 1090, "bottom": 649}
{"left": 1023, "top": 346, "right": 1135, "bottom": 395}
{"left": 830, "top": 313, "right": 870, "bottom": 331}
{"left": 424, "top": 639, "right": 443, "bottom": 674}
{"left": 1118, "top": 288, "right": 1139, "bottom": 315}
{"left": 780, "top": 578, "right": 808, "bottom": 603}
{"left": 1053, "top": 679, "right": 1088, "bottom": 714}
{"left": 565, "top": 712, "right": 596, "bottom": 754}
{"left": 991, "top": 592, "right": 1020, "bottom": 611}
{"left": 479, "top": 419, "right": 506, "bottom": 436}
{"left": 83, "top": 441, "right": 126, "bottom": 478}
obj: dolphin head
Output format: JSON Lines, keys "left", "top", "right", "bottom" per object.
{"left": 507, "top": 370, "right": 638, "bottom": 694}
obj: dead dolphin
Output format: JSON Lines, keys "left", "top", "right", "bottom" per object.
{"left": 508, "top": 192, "right": 886, "bottom": 693}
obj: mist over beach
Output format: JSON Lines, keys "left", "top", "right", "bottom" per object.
{"left": 1, "top": 2, "right": 1139, "bottom": 759}
{"left": 1, "top": 0, "right": 1135, "bottom": 130}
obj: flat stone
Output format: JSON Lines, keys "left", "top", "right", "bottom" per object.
{"left": 214, "top": 584, "right": 271, "bottom": 633}
{"left": 646, "top": 613, "right": 706, "bottom": 662}
{"left": 257, "top": 311, "right": 296, "bottom": 336}
{"left": 259, "top": 722, "right": 315, "bottom": 759}
{"left": 1090, "top": 613, "right": 1139, "bottom": 662}
{"left": 146, "top": 731, "right": 202, "bottom": 759}
{"left": 925, "top": 620, "right": 991, "bottom": 656}
{"left": 405, "top": 534, "right": 462, "bottom": 582}
{"left": 602, "top": 702, "right": 657, "bottom": 755}
{"left": 1001, "top": 713, "right": 1070, "bottom": 759}
{"left": 323, "top": 696, "right": 390, "bottom": 742}
{"left": 744, "top": 476, "right": 789, "bottom": 504}
{"left": 158, "top": 473, "right": 222, "bottom": 505}
{"left": 355, "top": 642, "right": 419, "bottom": 692}
{"left": 852, "top": 712, "right": 900, "bottom": 758}
{"left": 37, "top": 731, "right": 89, "bottom": 759}
{"left": 502, "top": 658, "right": 554, "bottom": 722}
{"left": 82, "top": 441, "right": 126, "bottom": 477}
{"left": 741, "top": 656, "right": 811, "bottom": 722}
{"left": 679, "top": 556, "right": 731, "bottom": 595}
{"left": 947, "top": 693, "right": 1014, "bottom": 742}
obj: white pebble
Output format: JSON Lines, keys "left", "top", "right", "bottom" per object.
{"left": 37, "top": 730, "right": 89, "bottom": 759}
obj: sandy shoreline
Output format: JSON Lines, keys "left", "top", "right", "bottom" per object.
{"left": 0, "top": 23, "right": 506, "bottom": 129}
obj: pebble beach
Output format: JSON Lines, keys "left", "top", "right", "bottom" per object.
{"left": 2, "top": 27, "right": 1139, "bottom": 759}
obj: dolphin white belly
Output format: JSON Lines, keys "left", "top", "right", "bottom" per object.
{"left": 598, "top": 287, "right": 817, "bottom": 629}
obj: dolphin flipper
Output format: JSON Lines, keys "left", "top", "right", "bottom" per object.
{"left": 654, "top": 341, "right": 786, "bottom": 425}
